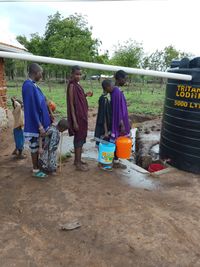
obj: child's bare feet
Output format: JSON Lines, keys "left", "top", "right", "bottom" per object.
{"left": 17, "top": 154, "right": 27, "bottom": 160}
{"left": 75, "top": 164, "right": 89, "bottom": 172}
{"left": 81, "top": 160, "right": 88, "bottom": 165}
{"left": 12, "top": 149, "right": 17, "bottom": 155}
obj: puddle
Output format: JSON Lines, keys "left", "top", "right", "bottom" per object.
{"left": 122, "top": 171, "right": 157, "bottom": 190}
{"left": 59, "top": 131, "right": 159, "bottom": 190}
{"left": 120, "top": 159, "right": 159, "bottom": 190}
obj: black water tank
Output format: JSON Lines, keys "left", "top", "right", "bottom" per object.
{"left": 160, "top": 57, "right": 200, "bottom": 173}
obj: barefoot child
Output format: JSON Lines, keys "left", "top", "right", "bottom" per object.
{"left": 111, "top": 70, "right": 130, "bottom": 169}
{"left": 95, "top": 79, "right": 113, "bottom": 171}
{"left": 11, "top": 97, "right": 25, "bottom": 159}
{"left": 38, "top": 119, "right": 68, "bottom": 174}
{"left": 67, "top": 65, "right": 93, "bottom": 172}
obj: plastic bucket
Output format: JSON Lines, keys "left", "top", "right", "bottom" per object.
{"left": 98, "top": 142, "right": 116, "bottom": 164}
{"left": 148, "top": 163, "right": 165, "bottom": 173}
{"left": 116, "top": 136, "right": 132, "bottom": 159}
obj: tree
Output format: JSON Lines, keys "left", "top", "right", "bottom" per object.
{"left": 43, "top": 12, "right": 101, "bottom": 79}
{"left": 17, "top": 34, "right": 44, "bottom": 55}
{"left": 15, "top": 12, "right": 103, "bottom": 82}
{"left": 111, "top": 40, "right": 144, "bottom": 68}
{"left": 43, "top": 12, "right": 100, "bottom": 61}
{"left": 162, "top": 45, "right": 180, "bottom": 70}
{"left": 5, "top": 59, "right": 15, "bottom": 80}
{"left": 143, "top": 45, "right": 193, "bottom": 72}
{"left": 142, "top": 50, "right": 164, "bottom": 71}
{"left": 16, "top": 35, "right": 29, "bottom": 49}
{"left": 95, "top": 50, "right": 109, "bottom": 64}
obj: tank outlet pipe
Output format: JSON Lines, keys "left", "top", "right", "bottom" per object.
{"left": 0, "top": 51, "right": 192, "bottom": 81}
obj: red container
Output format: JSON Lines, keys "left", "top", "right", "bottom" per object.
{"left": 148, "top": 163, "right": 165, "bottom": 173}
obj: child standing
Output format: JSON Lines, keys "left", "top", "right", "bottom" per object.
{"left": 95, "top": 80, "right": 113, "bottom": 171}
{"left": 38, "top": 119, "right": 68, "bottom": 174}
{"left": 95, "top": 80, "right": 113, "bottom": 143}
{"left": 67, "top": 65, "right": 93, "bottom": 172}
{"left": 111, "top": 70, "right": 130, "bottom": 169}
{"left": 11, "top": 97, "right": 25, "bottom": 159}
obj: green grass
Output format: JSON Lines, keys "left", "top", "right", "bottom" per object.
{"left": 6, "top": 80, "right": 166, "bottom": 117}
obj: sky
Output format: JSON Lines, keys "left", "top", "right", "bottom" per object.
{"left": 0, "top": 0, "right": 200, "bottom": 57}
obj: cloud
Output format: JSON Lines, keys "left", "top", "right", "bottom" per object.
{"left": 1, "top": 16, "right": 10, "bottom": 32}
{"left": 0, "top": 2, "right": 54, "bottom": 38}
{"left": 0, "top": 0, "right": 199, "bottom": 56}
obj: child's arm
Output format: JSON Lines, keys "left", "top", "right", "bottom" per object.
{"left": 104, "top": 118, "right": 109, "bottom": 137}
{"left": 11, "top": 97, "right": 15, "bottom": 107}
{"left": 85, "top": 91, "right": 93, "bottom": 97}
{"left": 104, "top": 99, "right": 112, "bottom": 140}
{"left": 45, "top": 127, "right": 53, "bottom": 137}
{"left": 38, "top": 136, "right": 44, "bottom": 155}
{"left": 12, "top": 99, "right": 21, "bottom": 111}
{"left": 38, "top": 127, "right": 53, "bottom": 154}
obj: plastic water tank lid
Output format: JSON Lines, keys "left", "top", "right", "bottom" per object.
{"left": 189, "top": 57, "right": 200, "bottom": 68}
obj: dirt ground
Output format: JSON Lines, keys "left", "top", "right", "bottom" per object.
{"left": 1, "top": 118, "right": 200, "bottom": 267}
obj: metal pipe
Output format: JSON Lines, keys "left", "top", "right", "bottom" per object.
{"left": 0, "top": 51, "right": 192, "bottom": 81}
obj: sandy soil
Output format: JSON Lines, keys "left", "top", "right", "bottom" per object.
{"left": 1, "top": 118, "right": 200, "bottom": 267}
